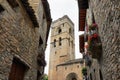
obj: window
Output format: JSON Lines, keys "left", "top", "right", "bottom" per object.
{"left": 0, "top": 5, "right": 5, "bottom": 12}
{"left": 58, "top": 28, "right": 62, "bottom": 34}
{"left": 92, "top": 12, "right": 96, "bottom": 23}
{"left": 63, "top": 23, "right": 64, "bottom": 27}
{"left": 99, "top": 69, "right": 103, "bottom": 80}
{"left": 54, "top": 39, "right": 56, "bottom": 47}
{"left": 37, "top": 71, "right": 41, "bottom": 80}
{"left": 59, "top": 37, "right": 62, "bottom": 46}
{"left": 39, "top": 37, "right": 43, "bottom": 47}
{"left": 71, "top": 41, "right": 73, "bottom": 48}
{"left": 69, "top": 28, "right": 71, "bottom": 33}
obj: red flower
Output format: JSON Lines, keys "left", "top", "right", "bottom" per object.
{"left": 93, "top": 33, "right": 98, "bottom": 38}
{"left": 92, "top": 23, "right": 98, "bottom": 28}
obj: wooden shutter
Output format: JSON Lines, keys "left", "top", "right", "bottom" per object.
{"left": 9, "top": 58, "right": 27, "bottom": 80}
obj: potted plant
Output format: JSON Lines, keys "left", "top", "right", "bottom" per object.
{"left": 89, "top": 23, "right": 98, "bottom": 30}
{"left": 82, "top": 67, "right": 87, "bottom": 75}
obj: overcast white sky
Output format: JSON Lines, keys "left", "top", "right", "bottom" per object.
{"left": 45, "top": 0, "right": 83, "bottom": 74}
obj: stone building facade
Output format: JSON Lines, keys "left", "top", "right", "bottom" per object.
{"left": 78, "top": 0, "right": 120, "bottom": 80}
{"left": 49, "top": 15, "right": 84, "bottom": 80}
{"left": 0, "top": 0, "right": 51, "bottom": 80}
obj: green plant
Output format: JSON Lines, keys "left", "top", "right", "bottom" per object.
{"left": 82, "top": 67, "right": 87, "bottom": 75}
{"left": 42, "top": 74, "right": 48, "bottom": 80}
{"left": 89, "top": 23, "right": 98, "bottom": 30}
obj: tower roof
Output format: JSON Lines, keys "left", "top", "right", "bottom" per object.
{"left": 52, "top": 15, "right": 74, "bottom": 27}
{"left": 57, "top": 58, "right": 84, "bottom": 66}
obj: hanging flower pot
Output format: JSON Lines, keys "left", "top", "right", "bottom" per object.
{"left": 89, "top": 23, "right": 98, "bottom": 30}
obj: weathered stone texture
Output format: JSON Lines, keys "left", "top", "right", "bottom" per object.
{"left": 89, "top": 0, "right": 120, "bottom": 80}
{"left": 0, "top": 0, "right": 51, "bottom": 80}
{"left": 57, "top": 61, "right": 83, "bottom": 80}
{"left": 87, "top": 59, "right": 101, "bottom": 80}
{"left": 0, "top": 6, "right": 39, "bottom": 79}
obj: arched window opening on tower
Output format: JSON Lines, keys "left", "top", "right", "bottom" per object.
{"left": 69, "top": 28, "right": 71, "bottom": 33}
{"left": 54, "top": 39, "right": 56, "bottom": 47}
{"left": 59, "top": 37, "right": 62, "bottom": 46}
{"left": 71, "top": 41, "right": 73, "bottom": 48}
{"left": 58, "top": 28, "right": 62, "bottom": 34}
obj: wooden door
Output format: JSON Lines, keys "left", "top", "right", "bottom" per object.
{"left": 9, "top": 58, "right": 27, "bottom": 80}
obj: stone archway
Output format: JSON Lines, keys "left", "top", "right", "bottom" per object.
{"left": 66, "top": 73, "right": 78, "bottom": 80}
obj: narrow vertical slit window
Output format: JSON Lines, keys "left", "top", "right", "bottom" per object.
{"left": 71, "top": 41, "right": 73, "bottom": 48}
{"left": 54, "top": 39, "right": 56, "bottom": 47}
{"left": 59, "top": 37, "right": 62, "bottom": 46}
{"left": 69, "top": 28, "right": 71, "bottom": 33}
{"left": 58, "top": 28, "right": 62, "bottom": 34}
{"left": 92, "top": 12, "right": 96, "bottom": 23}
{"left": 99, "top": 69, "right": 103, "bottom": 80}
{"left": 39, "top": 36, "right": 43, "bottom": 47}
{"left": 37, "top": 71, "right": 41, "bottom": 80}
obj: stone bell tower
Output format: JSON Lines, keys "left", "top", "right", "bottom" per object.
{"left": 49, "top": 15, "right": 75, "bottom": 80}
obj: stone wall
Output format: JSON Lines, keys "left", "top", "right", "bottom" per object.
{"left": 0, "top": 6, "right": 38, "bottom": 80}
{"left": 88, "top": 0, "right": 120, "bottom": 80}
{"left": 0, "top": 0, "right": 51, "bottom": 80}
{"left": 57, "top": 62, "right": 83, "bottom": 80}
{"left": 87, "top": 59, "right": 101, "bottom": 80}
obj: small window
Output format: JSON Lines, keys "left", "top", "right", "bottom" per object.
{"left": 37, "top": 71, "right": 41, "bottom": 80}
{"left": 69, "top": 28, "right": 71, "bottom": 33}
{"left": 93, "top": 69, "right": 95, "bottom": 72}
{"left": 43, "top": 14, "right": 45, "bottom": 19}
{"left": 54, "top": 39, "right": 56, "bottom": 47}
{"left": 58, "top": 28, "right": 62, "bottom": 34}
{"left": 71, "top": 41, "right": 73, "bottom": 48}
{"left": 39, "top": 37, "right": 43, "bottom": 46}
{"left": 63, "top": 23, "right": 64, "bottom": 27}
{"left": 59, "top": 37, "right": 62, "bottom": 46}
{"left": 99, "top": 69, "right": 103, "bottom": 80}
{"left": 92, "top": 12, "right": 96, "bottom": 23}
{"left": 0, "top": 5, "right": 5, "bottom": 12}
